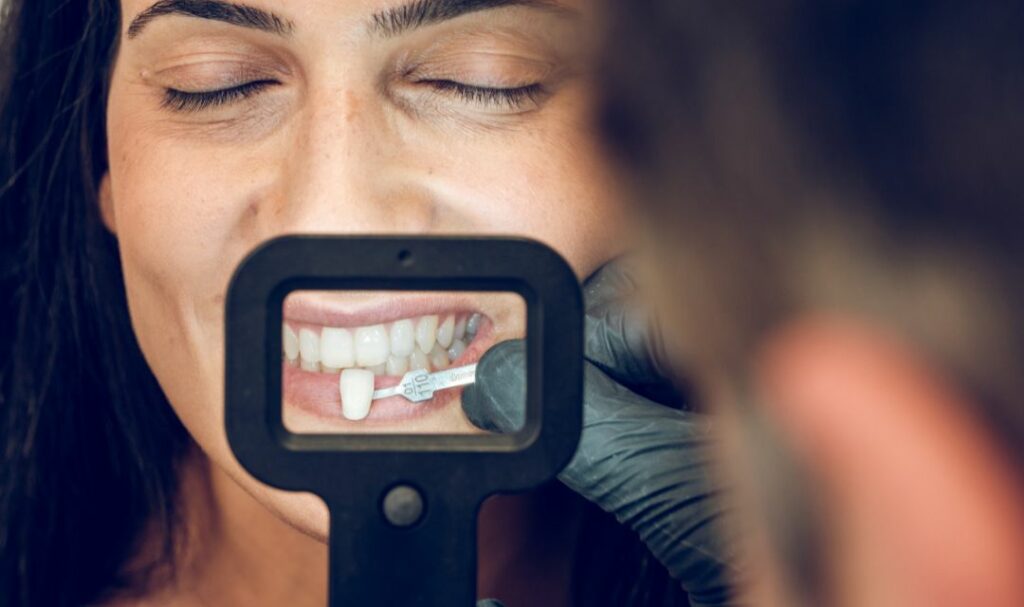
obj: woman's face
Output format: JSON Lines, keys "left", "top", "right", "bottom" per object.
{"left": 103, "top": 0, "right": 625, "bottom": 539}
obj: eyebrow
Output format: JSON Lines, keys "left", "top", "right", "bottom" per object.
{"left": 126, "top": 0, "right": 567, "bottom": 41}
{"left": 370, "top": 0, "right": 569, "bottom": 37}
{"left": 127, "top": 0, "right": 294, "bottom": 39}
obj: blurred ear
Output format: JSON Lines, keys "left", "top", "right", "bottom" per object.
{"left": 98, "top": 172, "right": 116, "bottom": 234}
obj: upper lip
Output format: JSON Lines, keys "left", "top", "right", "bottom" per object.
{"left": 283, "top": 293, "right": 480, "bottom": 327}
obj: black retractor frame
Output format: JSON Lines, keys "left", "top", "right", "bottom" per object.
{"left": 224, "top": 236, "right": 583, "bottom": 606}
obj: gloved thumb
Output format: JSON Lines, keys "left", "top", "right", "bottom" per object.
{"left": 462, "top": 340, "right": 738, "bottom": 604}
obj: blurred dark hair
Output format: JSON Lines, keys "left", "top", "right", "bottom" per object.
{"left": 598, "top": 0, "right": 1024, "bottom": 463}
{"left": 0, "top": 1, "right": 687, "bottom": 606}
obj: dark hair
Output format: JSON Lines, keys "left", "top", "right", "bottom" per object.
{"left": 597, "top": 0, "right": 1024, "bottom": 463}
{"left": 0, "top": 0, "right": 190, "bottom": 605}
{"left": 0, "top": 2, "right": 686, "bottom": 606}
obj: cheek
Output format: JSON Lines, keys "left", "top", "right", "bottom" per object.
{"left": 428, "top": 90, "right": 631, "bottom": 278}
{"left": 106, "top": 119, "right": 278, "bottom": 334}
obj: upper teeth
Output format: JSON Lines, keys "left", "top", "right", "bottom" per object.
{"left": 283, "top": 312, "right": 480, "bottom": 376}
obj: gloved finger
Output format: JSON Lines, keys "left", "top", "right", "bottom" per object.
{"left": 583, "top": 261, "right": 681, "bottom": 404}
{"left": 564, "top": 365, "right": 737, "bottom": 605}
{"left": 462, "top": 340, "right": 738, "bottom": 602}
{"left": 460, "top": 340, "right": 526, "bottom": 432}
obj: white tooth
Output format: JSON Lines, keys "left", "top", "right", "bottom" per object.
{"left": 367, "top": 363, "right": 387, "bottom": 375}
{"left": 437, "top": 315, "right": 455, "bottom": 349}
{"left": 299, "top": 328, "right": 320, "bottom": 364}
{"left": 389, "top": 319, "right": 415, "bottom": 357}
{"left": 409, "top": 349, "right": 429, "bottom": 371}
{"left": 429, "top": 344, "right": 449, "bottom": 370}
{"left": 386, "top": 354, "right": 409, "bottom": 376}
{"left": 453, "top": 317, "right": 467, "bottom": 341}
{"left": 283, "top": 325, "right": 299, "bottom": 361}
{"left": 301, "top": 360, "right": 320, "bottom": 373}
{"left": 322, "top": 365, "right": 341, "bottom": 374}
{"left": 447, "top": 339, "right": 467, "bottom": 362}
{"left": 416, "top": 315, "right": 438, "bottom": 353}
{"left": 339, "top": 369, "right": 374, "bottom": 421}
{"left": 320, "top": 327, "right": 355, "bottom": 369}
{"left": 466, "top": 313, "right": 482, "bottom": 338}
{"left": 354, "top": 324, "right": 389, "bottom": 367}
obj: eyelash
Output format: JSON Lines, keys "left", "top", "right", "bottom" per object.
{"left": 418, "top": 80, "right": 544, "bottom": 111}
{"left": 161, "top": 80, "right": 544, "bottom": 113}
{"left": 162, "top": 80, "right": 279, "bottom": 112}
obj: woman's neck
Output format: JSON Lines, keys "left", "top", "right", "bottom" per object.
{"left": 114, "top": 447, "right": 579, "bottom": 606}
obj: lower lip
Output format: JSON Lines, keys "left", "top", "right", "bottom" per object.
{"left": 282, "top": 319, "right": 495, "bottom": 425}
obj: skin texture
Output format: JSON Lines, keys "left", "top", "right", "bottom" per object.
{"left": 100, "top": 0, "right": 625, "bottom": 604}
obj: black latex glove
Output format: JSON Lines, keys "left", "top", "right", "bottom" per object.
{"left": 463, "top": 263, "right": 739, "bottom": 607}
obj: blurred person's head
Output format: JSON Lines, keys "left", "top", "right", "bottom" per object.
{"left": 597, "top": 1, "right": 1024, "bottom": 606}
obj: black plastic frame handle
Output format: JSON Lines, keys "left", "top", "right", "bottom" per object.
{"left": 224, "top": 236, "right": 584, "bottom": 606}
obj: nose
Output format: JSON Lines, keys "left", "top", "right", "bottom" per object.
{"left": 275, "top": 86, "right": 438, "bottom": 235}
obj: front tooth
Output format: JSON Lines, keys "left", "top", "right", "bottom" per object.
{"left": 320, "top": 327, "right": 355, "bottom": 369}
{"left": 416, "top": 315, "right": 438, "bottom": 353}
{"left": 355, "top": 324, "right": 389, "bottom": 367}
{"left": 447, "top": 339, "right": 467, "bottom": 362}
{"left": 339, "top": 369, "right": 374, "bottom": 421}
{"left": 284, "top": 325, "right": 299, "bottom": 362}
{"left": 437, "top": 315, "right": 455, "bottom": 348}
{"left": 299, "top": 328, "right": 320, "bottom": 365}
{"left": 390, "top": 319, "right": 415, "bottom": 357}
{"left": 386, "top": 354, "right": 409, "bottom": 376}
{"left": 453, "top": 317, "right": 467, "bottom": 341}
{"left": 466, "top": 313, "right": 482, "bottom": 338}
{"left": 429, "top": 344, "right": 449, "bottom": 370}
{"left": 409, "top": 349, "right": 429, "bottom": 371}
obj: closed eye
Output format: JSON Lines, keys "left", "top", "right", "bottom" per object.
{"left": 161, "top": 80, "right": 280, "bottom": 113}
{"left": 419, "top": 80, "right": 544, "bottom": 111}
{"left": 160, "top": 79, "right": 544, "bottom": 114}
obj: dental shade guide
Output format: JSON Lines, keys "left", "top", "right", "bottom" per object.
{"left": 225, "top": 236, "right": 583, "bottom": 606}
{"left": 371, "top": 363, "right": 478, "bottom": 403}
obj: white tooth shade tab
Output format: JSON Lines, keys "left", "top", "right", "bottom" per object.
{"left": 299, "top": 328, "right": 320, "bottom": 364}
{"left": 416, "top": 315, "right": 439, "bottom": 354}
{"left": 355, "top": 324, "right": 389, "bottom": 367}
{"left": 437, "top": 315, "right": 455, "bottom": 349}
{"left": 283, "top": 325, "right": 299, "bottom": 362}
{"left": 339, "top": 369, "right": 374, "bottom": 420}
{"left": 320, "top": 327, "right": 355, "bottom": 368}
{"left": 390, "top": 319, "right": 415, "bottom": 357}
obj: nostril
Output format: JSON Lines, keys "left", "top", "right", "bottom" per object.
{"left": 398, "top": 250, "right": 414, "bottom": 267}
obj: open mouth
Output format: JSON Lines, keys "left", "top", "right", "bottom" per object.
{"left": 281, "top": 294, "right": 494, "bottom": 424}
